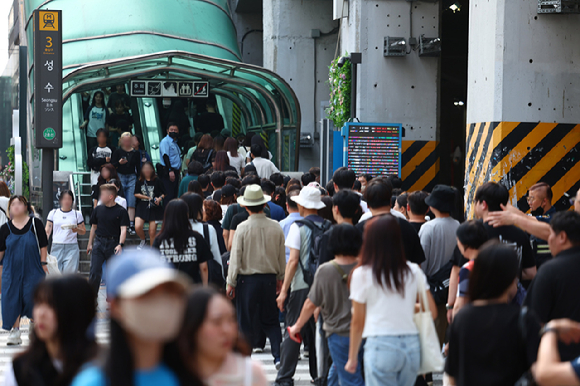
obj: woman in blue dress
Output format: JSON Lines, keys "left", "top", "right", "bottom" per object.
{"left": 0, "top": 196, "right": 48, "bottom": 346}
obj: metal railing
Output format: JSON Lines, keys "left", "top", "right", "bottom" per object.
{"left": 68, "top": 172, "right": 92, "bottom": 224}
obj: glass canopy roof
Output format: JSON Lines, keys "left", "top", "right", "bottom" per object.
{"left": 24, "top": 0, "right": 301, "bottom": 170}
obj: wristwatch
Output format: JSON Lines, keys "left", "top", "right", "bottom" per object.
{"left": 118, "top": 243, "right": 124, "bottom": 247}
{"left": 446, "top": 303, "right": 454, "bottom": 311}
{"left": 540, "top": 324, "right": 557, "bottom": 338}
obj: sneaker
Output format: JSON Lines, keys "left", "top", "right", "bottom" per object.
{"left": 7, "top": 328, "right": 21, "bottom": 346}
{"left": 253, "top": 347, "right": 264, "bottom": 354}
{"left": 275, "top": 360, "right": 281, "bottom": 371}
{"left": 137, "top": 240, "right": 147, "bottom": 249}
{"left": 303, "top": 351, "right": 309, "bottom": 358}
{"left": 128, "top": 227, "right": 136, "bottom": 236}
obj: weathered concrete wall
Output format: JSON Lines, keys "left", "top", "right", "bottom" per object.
{"left": 229, "top": 1, "right": 264, "bottom": 66}
{"left": 263, "top": 0, "right": 337, "bottom": 171}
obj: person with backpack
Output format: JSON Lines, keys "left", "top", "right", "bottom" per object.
{"left": 181, "top": 193, "right": 225, "bottom": 288}
{"left": 275, "top": 186, "right": 331, "bottom": 386}
{"left": 288, "top": 224, "right": 364, "bottom": 386}
{"left": 226, "top": 185, "right": 286, "bottom": 369}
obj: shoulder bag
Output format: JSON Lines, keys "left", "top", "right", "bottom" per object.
{"left": 414, "top": 272, "right": 444, "bottom": 374}
{"left": 32, "top": 218, "right": 61, "bottom": 276}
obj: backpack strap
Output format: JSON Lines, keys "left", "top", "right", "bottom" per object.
{"left": 202, "top": 223, "right": 210, "bottom": 246}
{"left": 331, "top": 261, "right": 348, "bottom": 282}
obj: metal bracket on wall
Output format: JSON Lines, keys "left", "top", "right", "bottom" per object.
{"left": 384, "top": 37, "right": 407, "bottom": 57}
{"left": 537, "top": 0, "right": 580, "bottom": 13}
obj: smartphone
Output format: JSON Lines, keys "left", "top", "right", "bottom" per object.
{"left": 287, "top": 327, "right": 302, "bottom": 343}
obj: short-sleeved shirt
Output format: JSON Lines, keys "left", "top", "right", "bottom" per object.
{"left": 483, "top": 222, "right": 535, "bottom": 275}
{"left": 71, "top": 364, "right": 179, "bottom": 386}
{"left": 230, "top": 211, "right": 249, "bottom": 231}
{"left": 222, "top": 204, "right": 270, "bottom": 230}
{"left": 0, "top": 217, "right": 48, "bottom": 252}
{"left": 106, "top": 112, "right": 134, "bottom": 132}
{"left": 419, "top": 217, "right": 460, "bottom": 277}
{"left": 134, "top": 178, "right": 165, "bottom": 202}
{"left": 457, "top": 260, "right": 475, "bottom": 297}
{"left": 267, "top": 201, "right": 286, "bottom": 222}
{"left": 356, "top": 214, "right": 426, "bottom": 265}
{"left": 445, "top": 304, "right": 540, "bottom": 386}
{"left": 159, "top": 135, "right": 182, "bottom": 170}
{"left": 111, "top": 148, "right": 139, "bottom": 176}
{"left": 89, "top": 204, "right": 130, "bottom": 241}
{"left": 350, "top": 262, "right": 428, "bottom": 338}
{"left": 84, "top": 106, "right": 107, "bottom": 138}
{"left": 309, "top": 261, "right": 357, "bottom": 336}
{"left": 153, "top": 230, "right": 212, "bottom": 283}
{"left": 47, "top": 209, "right": 84, "bottom": 244}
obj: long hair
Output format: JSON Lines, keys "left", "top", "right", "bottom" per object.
{"left": 139, "top": 161, "right": 157, "bottom": 183}
{"left": 156, "top": 200, "right": 192, "bottom": 254}
{"left": 90, "top": 91, "right": 105, "bottom": 108}
{"left": 359, "top": 215, "right": 410, "bottom": 295}
{"left": 181, "top": 193, "right": 204, "bottom": 223}
{"left": 198, "top": 134, "right": 214, "bottom": 150}
{"left": 224, "top": 137, "right": 239, "bottom": 158}
{"left": 178, "top": 287, "right": 250, "bottom": 377}
{"left": 107, "top": 315, "right": 201, "bottom": 386}
{"left": 0, "top": 181, "right": 10, "bottom": 198}
{"left": 16, "top": 276, "right": 98, "bottom": 386}
{"left": 97, "top": 163, "right": 119, "bottom": 185}
{"left": 213, "top": 151, "right": 230, "bottom": 172}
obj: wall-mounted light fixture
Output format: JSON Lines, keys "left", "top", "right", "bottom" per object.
{"left": 384, "top": 37, "right": 407, "bottom": 57}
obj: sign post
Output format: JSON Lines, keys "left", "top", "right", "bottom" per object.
{"left": 33, "top": 9, "right": 62, "bottom": 218}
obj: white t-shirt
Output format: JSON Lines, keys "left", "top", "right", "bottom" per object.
{"left": 350, "top": 262, "right": 429, "bottom": 338}
{"left": 47, "top": 209, "right": 84, "bottom": 244}
{"left": 87, "top": 106, "right": 107, "bottom": 138}
{"left": 190, "top": 220, "right": 224, "bottom": 274}
{"left": 359, "top": 208, "right": 407, "bottom": 222}
{"left": 227, "top": 152, "right": 245, "bottom": 175}
{"left": 0, "top": 196, "right": 8, "bottom": 227}
{"left": 246, "top": 157, "right": 279, "bottom": 179}
{"left": 97, "top": 196, "right": 127, "bottom": 209}
{"left": 285, "top": 222, "right": 311, "bottom": 292}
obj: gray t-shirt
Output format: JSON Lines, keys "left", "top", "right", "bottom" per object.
{"left": 419, "top": 216, "right": 460, "bottom": 277}
{"left": 308, "top": 261, "right": 357, "bottom": 337}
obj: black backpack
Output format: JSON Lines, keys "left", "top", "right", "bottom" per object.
{"left": 295, "top": 218, "right": 333, "bottom": 286}
{"left": 202, "top": 223, "right": 226, "bottom": 289}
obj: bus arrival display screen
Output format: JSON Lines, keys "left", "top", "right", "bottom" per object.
{"left": 345, "top": 123, "right": 401, "bottom": 177}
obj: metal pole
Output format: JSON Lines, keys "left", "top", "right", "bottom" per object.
{"left": 41, "top": 149, "right": 54, "bottom": 221}
{"left": 349, "top": 52, "right": 361, "bottom": 120}
{"left": 19, "top": 46, "right": 27, "bottom": 157}
{"left": 11, "top": 110, "right": 22, "bottom": 196}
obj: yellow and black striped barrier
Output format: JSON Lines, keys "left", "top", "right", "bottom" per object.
{"left": 401, "top": 140, "right": 440, "bottom": 192}
{"left": 464, "top": 122, "right": 580, "bottom": 219}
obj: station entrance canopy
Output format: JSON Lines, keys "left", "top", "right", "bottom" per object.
{"left": 24, "top": 0, "right": 301, "bottom": 171}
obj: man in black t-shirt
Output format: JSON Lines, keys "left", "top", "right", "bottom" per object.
{"left": 407, "top": 191, "right": 429, "bottom": 234}
{"left": 194, "top": 99, "right": 225, "bottom": 135}
{"left": 355, "top": 179, "right": 426, "bottom": 265}
{"left": 525, "top": 211, "right": 580, "bottom": 361}
{"left": 87, "top": 184, "right": 130, "bottom": 296}
{"left": 473, "top": 182, "right": 536, "bottom": 283}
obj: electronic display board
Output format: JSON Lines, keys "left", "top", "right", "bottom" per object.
{"left": 342, "top": 123, "right": 401, "bottom": 177}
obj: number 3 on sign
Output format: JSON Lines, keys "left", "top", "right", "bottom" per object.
{"left": 45, "top": 37, "right": 52, "bottom": 48}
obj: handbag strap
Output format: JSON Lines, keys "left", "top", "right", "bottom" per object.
{"left": 31, "top": 217, "right": 42, "bottom": 256}
{"left": 416, "top": 269, "right": 431, "bottom": 313}
{"left": 331, "top": 261, "right": 348, "bottom": 282}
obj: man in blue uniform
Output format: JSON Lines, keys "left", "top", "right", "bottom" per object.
{"left": 159, "top": 122, "right": 182, "bottom": 207}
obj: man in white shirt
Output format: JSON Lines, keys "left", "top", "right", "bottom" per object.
{"left": 247, "top": 144, "right": 279, "bottom": 179}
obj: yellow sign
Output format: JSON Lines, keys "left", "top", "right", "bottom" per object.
{"left": 39, "top": 11, "right": 58, "bottom": 31}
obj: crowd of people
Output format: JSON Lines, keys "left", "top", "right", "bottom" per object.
{"left": 1, "top": 114, "right": 580, "bottom": 386}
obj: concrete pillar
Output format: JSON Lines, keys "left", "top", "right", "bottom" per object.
{"left": 340, "top": 0, "right": 440, "bottom": 191}
{"left": 263, "top": 0, "right": 337, "bottom": 171}
{"left": 464, "top": 0, "right": 580, "bottom": 217}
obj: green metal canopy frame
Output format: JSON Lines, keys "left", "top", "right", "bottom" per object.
{"left": 24, "top": 0, "right": 301, "bottom": 170}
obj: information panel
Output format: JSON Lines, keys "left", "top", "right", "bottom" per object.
{"left": 34, "top": 10, "right": 63, "bottom": 148}
{"left": 130, "top": 80, "right": 210, "bottom": 98}
{"left": 344, "top": 123, "right": 401, "bottom": 177}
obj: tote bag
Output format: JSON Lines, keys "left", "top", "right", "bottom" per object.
{"left": 414, "top": 273, "right": 444, "bottom": 374}
{"left": 32, "top": 219, "right": 61, "bottom": 276}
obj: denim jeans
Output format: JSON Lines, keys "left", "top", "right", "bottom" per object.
{"left": 364, "top": 335, "right": 420, "bottom": 386}
{"left": 51, "top": 243, "right": 80, "bottom": 273}
{"left": 119, "top": 173, "right": 136, "bottom": 208}
{"left": 327, "top": 333, "right": 364, "bottom": 386}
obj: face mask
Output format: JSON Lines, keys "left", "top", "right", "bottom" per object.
{"left": 119, "top": 293, "right": 184, "bottom": 342}
{"left": 530, "top": 207, "right": 544, "bottom": 216}
{"left": 169, "top": 132, "right": 179, "bottom": 139}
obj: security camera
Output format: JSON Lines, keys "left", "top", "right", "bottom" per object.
{"left": 337, "top": 56, "right": 348, "bottom": 68}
